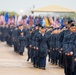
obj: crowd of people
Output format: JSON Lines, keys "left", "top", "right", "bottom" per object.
{"left": 0, "top": 13, "right": 67, "bottom": 28}
{"left": 0, "top": 17, "right": 76, "bottom": 75}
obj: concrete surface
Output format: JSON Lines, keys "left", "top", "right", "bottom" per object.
{"left": 0, "top": 42, "right": 64, "bottom": 75}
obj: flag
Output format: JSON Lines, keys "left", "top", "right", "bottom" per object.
{"left": 34, "top": 17, "right": 37, "bottom": 26}
{"left": 15, "top": 15, "right": 18, "bottom": 26}
{"left": 8, "top": 16, "right": 12, "bottom": 24}
{"left": 0, "top": 15, "right": 5, "bottom": 24}
{"left": 52, "top": 19, "right": 60, "bottom": 28}
{"left": 59, "top": 18, "right": 64, "bottom": 28}
{"left": 5, "top": 12, "right": 9, "bottom": 24}
{"left": 18, "top": 15, "right": 22, "bottom": 25}
{"left": 29, "top": 16, "right": 33, "bottom": 26}
{"left": 44, "top": 17, "right": 50, "bottom": 27}
{"left": 49, "top": 17, "right": 53, "bottom": 25}
{"left": 42, "top": 18, "right": 46, "bottom": 26}
{"left": 0, "top": 15, "right": 2, "bottom": 24}
{"left": 39, "top": 17, "right": 43, "bottom": 25}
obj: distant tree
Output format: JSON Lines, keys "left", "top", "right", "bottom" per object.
{"left": 0, "top": 11, "right": 18, "bottom": 16}
{"left": 60, "top": 13, "right": 76, "bottom": 20}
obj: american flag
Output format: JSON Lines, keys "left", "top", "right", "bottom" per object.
{"left": 0, "top": 15, "right": 5, "bottom": 24}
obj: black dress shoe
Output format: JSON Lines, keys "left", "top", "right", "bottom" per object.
{"left": 48, "top": 59, "right": 50, "bottom": 62}
{"left": 55, "top": 63, "right": 57, "bottom": 65}
{"left": 27, "top": 58, "right": 29, "bottom": 61}
{"left": 35, "top": 66, "right": 38, "bottom": 68}
{"left": 27, "top": 59, "right": 29, "bottom": 61}
{"left": 35, "top": 65, "right": 38, "bottom": 68}
{"left": 52, "top": 62, "right": 54, "bottom": 65}
{"left": 39, "top": 67, "right": 41, "bottom": 69}
{"left": 21, "top": 54, "right": 23, "bottom": 56}
{"left": 34, "top": 65, "right": 38, "bottom": 68}
{"left": 34, "top": 65, "right": 36, "bottom": 68}
{"left": 60, "top": 65, "right": 64, "bottom": 68}
{"left": 42, "top": 67, "right": 46, "bottom": 70}
{"left": 19, "top": 52, "right": 23, "bottom": 56}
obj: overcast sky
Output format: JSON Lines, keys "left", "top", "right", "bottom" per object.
{"left": 0, "top": 0, "right": 76, "bottom": 13}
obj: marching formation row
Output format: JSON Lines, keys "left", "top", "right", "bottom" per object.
{"left": 0, "top": 19, "right": 76, "bottom": 75}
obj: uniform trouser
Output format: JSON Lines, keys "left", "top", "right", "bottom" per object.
{"left": 64, "top": 55, "right": 73, "bottom": 75}
{"left": 6, "top": 37, "right": 9, "bottom": 45}
{"left": 19, "top": 45, "right": 24, "bottom": 53}
{"left": 14, "top": 44, "right": 18, "bottom": 52}
{"left": 33, "top": 56, "right": 39, "bottom": 67}
{"left": 59, "top": 53, "right": 64, "bottom": 67}
{"left": 1, "top": 35, "right": 5, "bottom": 42}
{"left": 0, "top": 35, "right": 1, "bottom": 41}
{"left": 52, "top": 50, "right": 58, "bottom": 64}
{"left": 74, "top": 62, "right": 76, "bottom": 75}
{"left": 33, "top": 50, "right": 39, "bottom": 67}
{"left": 31, "top": 49, "right": 34, "bottom": 62}
{"left": 51, "top": 50, "right": 55, "bottom": 64}
{"left": 14, "top": 45, "right": 16, "bottom": 51}
{"left": 48, "top": 52, "right": 50, "bottom": 60}
{"left": 9, "top": 40, "right": 12, "bottom": 46}
{"left": 16, "top": 45, "right": 19, "bottom": 52}
{"left": 27, "top": 47, "right": 31, "bottom": 59}
{"left": 39, "top": 57, "right": 46, "bottom": 68}
{"left": 9, "top": 37, "right": 13, "bottom": 46}
{"left": 55, "top": 50, "right": 59, "bottom": 64}
{"left": 74, "top": 72, "right": 76, "bottom": 75}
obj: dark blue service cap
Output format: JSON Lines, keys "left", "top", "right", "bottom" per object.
{"left": 35, "top": 23, "right": 42, "bottom": 27}
{"left": 53, "top": 28, "right": 60, "bottom": 30}
{"left": 15, "top": 26, "right": 19, "bottom": 28}
{"left": 19, "top": 24, "right": 23, "bottom": 26}
{"left": 41, "top": 26, "right": 46, "bottom": 29}
{"left": 70, "top": 23, "right": 75, "bottom": 27}
{"left": 68, "top": 19, "right": 74, "bottom": 24}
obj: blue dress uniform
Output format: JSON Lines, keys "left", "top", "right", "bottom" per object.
{"left": 49, "top": 31, "right": 60, "bottom": 65}
{"left": 29, "top": 25, "right": 39, "bottom": 63}
{"left": 8, "top": 26, "right": 14, "bottom": 46}
{"left": 73, "top": 33, "right": 76, "bottom": 75}
{"left": 12, "top": 27, "right": 19, "bottom": 52}
{"left": 51, "top": 34, "right": 56, "bottom": 64}
{"left": 63, "top": 32, "right": 71, "bottom": 75}
{"left": 48, "top": 31, "right": 57, "bottom": 65}
{"left": 48, "top": 33, "right": 53, "bottom": 63}
{"left": 55, "top": 33, "right": 60, "bottom": 65}
{"left": 0, "top": 26, "right": 6, "bottom": 42}
{"left": 18, "top": 26, "right": 28, "bottom": 52}
{"left": 18, "top": 35, "right": 26, "bottom": 55}
{"left": 63, "top": 32, "right": 76, "bottom": 75}
{"left": 4, "top": 26, "right": 9, "bottom": 41}
{"left": 63, "top": 22, "right": 76, "bottom": 75}
{"left": 18, "top": 29, "right": 26, "bottom": 36}
{"left": 38, "top": 32, "right": 50, "bottom": 70}
{"left": 6, "top": 26, "right": 10, "bottom": 45}
{"left": 26, "top": 30, "right": 33, "bottom": 61}
{"left": 0, "top": 26, "right": 2, "bottom": 41}
{"left": 62, "top": 20, "right": 75, "bottom": 75}
{"left": 24, "top": 29, "right": 30, "bottom": 46}
{"left": 31, "top": 29, "right": 39, "bottom": 67}
{"left": 33, "top": 26, "right": 50, "bottom": 70}
{"left": 69, "top": 32, "right": 76, "bottom": 75}
{"left": 58, "top": 31, "right": 64, "bottom": 68}
{"left": 45, "top": 30, "right": 52, "bottom": 62}
{"left": 18, "top": 25, "right": 29, "bottom": 37}
{"left": 60, "top": 30, "right": 71, "bottom": 75}
{"left": 32, "top": 32, "right": 39, "bottom": 67}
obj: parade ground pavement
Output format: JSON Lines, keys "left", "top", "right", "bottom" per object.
{"left": 0, "top": 42, "right": 64, "bottom": 75}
